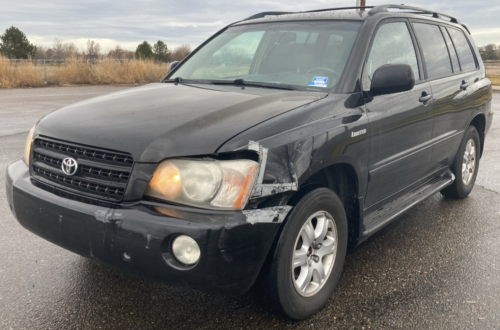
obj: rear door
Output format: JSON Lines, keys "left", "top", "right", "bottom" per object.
{"left": 362, "top": 19, "right": 434, "bottom": 208}
{"left": 411, "top": 22, "right": 480, "bottom": 170}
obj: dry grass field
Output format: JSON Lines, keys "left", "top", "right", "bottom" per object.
{"left": 0, "top": 57, "right": 169, "bottom": 88}
{"left": 487, "top": 75, "right": 500, "bottom": 86}
{"left": 485, "top": 61, "right": 500, "bottom": 85}
{"left": 1, "top": 57, "right": 499, "bottom": 88}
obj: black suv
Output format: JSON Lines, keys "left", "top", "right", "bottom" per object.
{"left": 6, "top": 5, "right": 493, "bottom": 319}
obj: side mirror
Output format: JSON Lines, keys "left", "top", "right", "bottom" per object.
{"left": 370, "top": 64, "right": 415, "bottom": 96}
{"left": 169, "top": 61, "right": 180, "bottom": 73}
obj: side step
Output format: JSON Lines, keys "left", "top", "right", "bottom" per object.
{"left": 363, "top": 170, "right": 455, "bottom": 236}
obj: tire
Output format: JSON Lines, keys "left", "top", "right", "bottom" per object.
{"left": 253, "top": 188, "right": 348, "bottom": 320}
{"left": 441, "top": 125, "right": 481, "bottom": 199}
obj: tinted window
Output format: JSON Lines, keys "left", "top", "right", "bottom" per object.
{"left": 364, "top": 22, "right": 420, "bottom": 88}
{"left": 413, "top": 23, "right": 452, "bottom": 79}
{"left": 441, "top": 26, "right": 460, "bottom": 72}
{"left": 447, "top": 28, "right": 477, "bottom": 72}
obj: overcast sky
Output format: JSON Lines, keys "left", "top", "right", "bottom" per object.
{"left": 1, "top": 0, "right": 499, "bottom": 52}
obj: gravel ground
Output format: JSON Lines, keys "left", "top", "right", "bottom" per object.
{"left": 0, "top": 86, "right": 499, "bottom": 330}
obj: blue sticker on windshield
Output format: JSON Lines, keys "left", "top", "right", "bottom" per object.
{"left": 308, "top": 76, "right": 328, "bottom": 87}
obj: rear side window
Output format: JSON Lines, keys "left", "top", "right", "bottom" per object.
{"left": 441, "top": 26, "right": 460, "bottom": 72}
{"left": 447, "top": 28, "right": 477, "bottom": 72}
{"left": 364, "top": 22, "right": 420, "bottom": 88}
{"left": 413, "top": 23, "right": 452, "bottom": 79}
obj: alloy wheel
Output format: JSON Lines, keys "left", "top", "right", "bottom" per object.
{"left": 292, "top": 211, "right": 338, "bottom": 297}
{"left": 462, "top": 138, "right": 476, "bottom": 186}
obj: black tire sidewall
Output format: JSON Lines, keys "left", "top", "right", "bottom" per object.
{"left": 274, "top": 188, "right": 348, "bottom": 319}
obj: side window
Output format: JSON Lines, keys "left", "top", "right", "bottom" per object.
{"left": 441, "top": 26, "right": 460, "bottom": 72}
{"left": 364, "top": 22, "right": 420, "bottom": 88}
{"left": 413, "top": 23, "right": 453, "bottom": 79}
{"left": 447, "top": 28, "right": 478, "bottom": 72}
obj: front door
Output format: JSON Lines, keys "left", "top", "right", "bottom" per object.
{"left": 362, "top": 19, "right": 434, "bottom": 208}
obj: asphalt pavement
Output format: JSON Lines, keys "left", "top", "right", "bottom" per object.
{"left": 0, "top": 86, "right": 499, "bottom": 330}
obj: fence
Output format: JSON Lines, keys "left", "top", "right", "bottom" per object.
{"left": 4, "top": 58, "right": 143, "bottom": 65}
{"left": 484, "top": 60, "right": 500, "bottom": 67}
{"left": 484, "top": 61, "right": 500, "bottom": 77}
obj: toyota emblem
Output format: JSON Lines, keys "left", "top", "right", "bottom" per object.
{"left": 61, "top": 157, "right": 78, "bottom": 176}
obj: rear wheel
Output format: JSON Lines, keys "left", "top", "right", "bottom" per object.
{"left": 253, "top": 188, "right": 348, "bottom": 319}
{"left": 441, "top": 125, "right": 481, "bottom": 199}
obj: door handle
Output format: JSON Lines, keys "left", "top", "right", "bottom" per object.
{"left": 460, "top": 80, "right": 469, "bottom": 90}
{"left": 419, "top": 93, "right": 432, "bottom": 104}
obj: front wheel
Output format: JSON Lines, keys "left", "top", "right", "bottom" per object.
{"left": 253, "top": 188, "right": 348, "bottom": 319}
{"left": 441, "top": 125, "right": 481, "bottom": 199}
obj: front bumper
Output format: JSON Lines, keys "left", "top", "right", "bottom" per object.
{"left": 6, "top": 160, "right": 282, "bottom": 295}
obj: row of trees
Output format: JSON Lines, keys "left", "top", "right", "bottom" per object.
{"left": 0, "top": 26, "right": 191, "bottom": 62}
{"left": 479, "top": 44, "right": 500, "bottom": 61}
{"left": 4, "top": 25, "right": 500, "bottom": 63}
{"left": 135, "top": 41, "right": 191, "bottom": 62}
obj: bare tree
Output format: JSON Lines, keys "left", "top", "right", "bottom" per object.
{"left": 45, "top": 48, "right": 55, "bottom": 59}
{"left": 122, "top": 50, "right": 135, "bottom": 60}
{"left": 53, "top": 38, "right": 64, "bottom": 59}
{"left": 34, "top": 46, "right": 47, "bottom": 59}
{"left": 62, "top": 42, "right": 78, "bottom": 58}
{"left": 108, "top": 45, "right": 125, "bottom": 59}
{"left": 170, "top": 44, "right": 192, "bottom": 62}
{"left": 85, "top": 39, "right": 101, "bottom": 59}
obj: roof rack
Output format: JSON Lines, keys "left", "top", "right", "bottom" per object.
{"left": 244, "top": 12, "right": 293, "bottom": 21}
{"left": 304, "top": 6, "right": 374, "bottom": 14}
{"left": 244, "top": 7, "right": 373, "bottom": 21}
{"left": 368, "top": 4, "right": 460, "bottom": 24}
{"left": 243, "top": 5, "right": 469, "bottom": 33}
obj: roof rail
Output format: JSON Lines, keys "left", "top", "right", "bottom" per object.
{"left": 368, "top": 4, "right": 460, "bottom": 24}
{"left": 304, "top": 6, "right": 374, "bottom": 14}
{"left": 244, "top": 7, "right": 374, "bottom": 21}
{"left": 244, "top": 12, "right": 293, "bottom": 21}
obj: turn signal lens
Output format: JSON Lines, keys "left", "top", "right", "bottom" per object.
{"left": 144, "top": 158, "right": 258, "bottom": 210}
{"left": 23, "top": 126, "right": 35, "bottom": 165}
{"left": 145, "top": 161, "right": 181, "bottom": 200}
{"left": 211, "top": 164, "right": 257, "bottom": 209}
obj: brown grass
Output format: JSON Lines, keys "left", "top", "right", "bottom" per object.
{"left": 0, "top": 57, "right": 45, "bottom": 87}
{"left": 487, "top": 75, "right": 500, "bottom": 86}
{"left": 3, "top": 57, "right": 497, "bottom": 87}
{"left": 0, "top": 57, "right": 169, "bottom": 88}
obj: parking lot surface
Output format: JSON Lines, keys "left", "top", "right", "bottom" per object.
{"left": 0, "top": 86, "right": 499, "bottom": 329}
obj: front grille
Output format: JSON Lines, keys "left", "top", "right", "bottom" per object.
{"left": 38, "top": 139, "right": 133, "bottom": 165}
{"left": 31, "top": 137, "right": 134, "bottom": 202}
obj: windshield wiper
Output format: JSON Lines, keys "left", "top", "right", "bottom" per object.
{"left": 211, "top": 79, "right": 296, "bottom": 91}
{"left": 163, "top": 78, "right": 296, "bottom": 91}
{"left": 163, "top": 77, "right": 207, "bottom": 84}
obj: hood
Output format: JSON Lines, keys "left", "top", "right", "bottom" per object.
{"left": 36, "top": 83, "right": 326, "bottom": 162}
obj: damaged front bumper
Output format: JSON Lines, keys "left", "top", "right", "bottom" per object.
{"left": 6, "top": 160, "right": 287, "bottom": 295}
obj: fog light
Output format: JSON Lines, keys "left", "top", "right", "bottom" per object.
{"left": 172, "top": 235, "right": 200, "bottom": 265}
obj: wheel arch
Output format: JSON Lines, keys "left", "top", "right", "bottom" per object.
{"left": 288, "top": 162, "right": 362, "bottom": 248}
{"left": 469, "top": 113, "right": 486, "bottom": 158}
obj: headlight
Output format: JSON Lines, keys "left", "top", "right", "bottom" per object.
{"left": 145, "top": 158, "right": 259, "bottom": 210}
{"left": 23, "top": 126, "right": 35, "bottom": 165}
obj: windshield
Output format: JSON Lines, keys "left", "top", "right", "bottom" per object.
{"left": 169, "top": 21, "right": 362, "bottom": 91}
